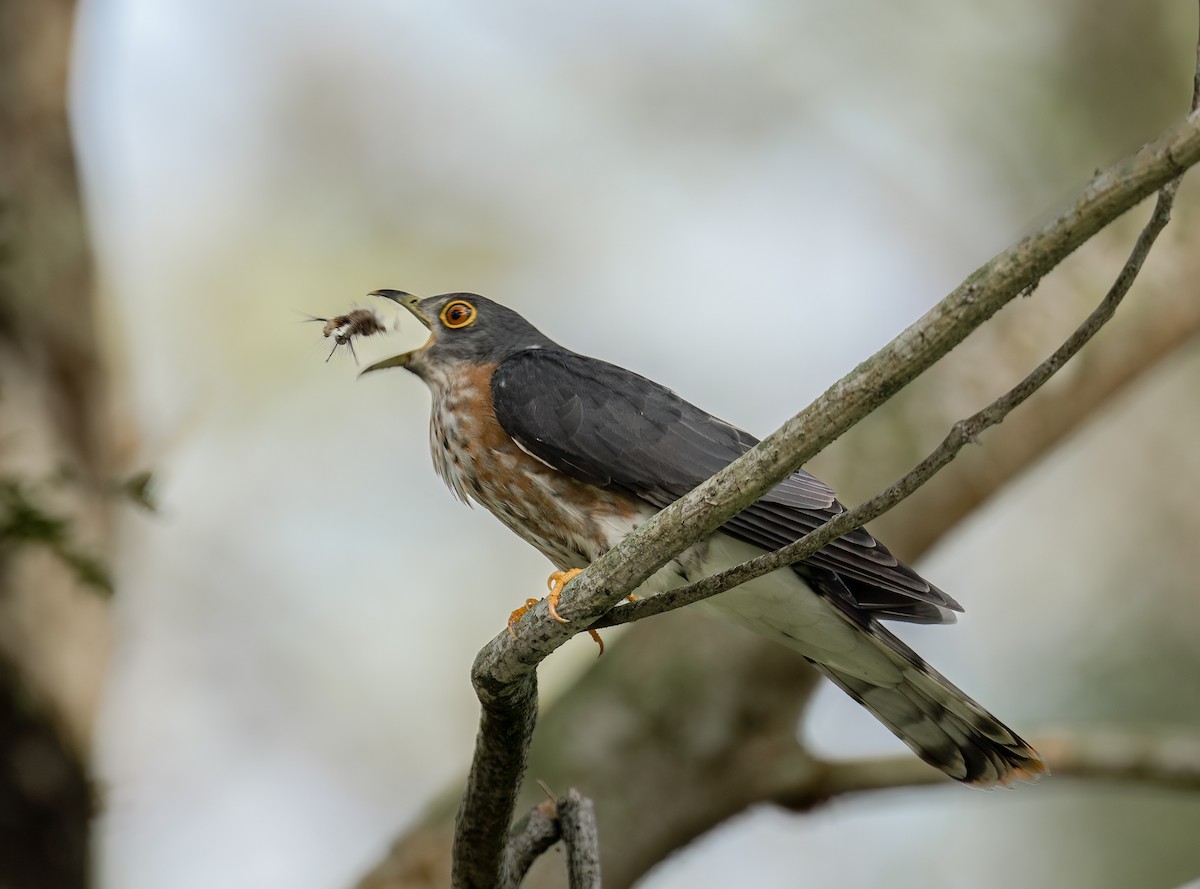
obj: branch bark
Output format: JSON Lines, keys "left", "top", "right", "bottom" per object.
{"left": 558, "top": 791, "right": 601, "bottom": 889}
{"left": 455, "top": 675, "right": 539, "bottom": 888}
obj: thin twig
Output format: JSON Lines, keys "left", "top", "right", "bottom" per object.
{"left": 503, "top": 800, "right": 561, "bottom": 889}
{"left": 593, "top": 172, "right": 1185, "bottom": 630}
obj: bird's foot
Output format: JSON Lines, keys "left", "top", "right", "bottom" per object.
{"left": 507, "top": 598, "right": 540, "bottom": 638}
{"left": 546, "top": 568, "right": 584, "bottom": 623}
{"left": 506, "top": 569, "right": 604, "bottom": 655}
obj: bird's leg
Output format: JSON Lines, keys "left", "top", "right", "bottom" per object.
{"left": 545, "top": 568, "right": 584, "bottom": 623}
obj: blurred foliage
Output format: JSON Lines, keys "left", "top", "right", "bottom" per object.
{"left": 0, "top": 479, "right": 112, "bottom": 597}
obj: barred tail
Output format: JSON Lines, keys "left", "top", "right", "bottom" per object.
{"left": 812, "top": 628, "right": 1048, "bottom": 787}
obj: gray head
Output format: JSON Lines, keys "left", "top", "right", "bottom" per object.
{"left": 361, "top": 291, "right": 559, "bottom": 380}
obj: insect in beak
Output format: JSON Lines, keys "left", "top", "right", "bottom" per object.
{"left": 306, "top": 308, "right": 388, "bottom": 363}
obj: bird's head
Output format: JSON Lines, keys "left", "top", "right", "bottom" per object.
{"left": 361, "top": 290, "right": 557, "bottom": 379}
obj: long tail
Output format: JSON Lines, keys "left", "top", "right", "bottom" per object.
{"left": 811, "top": 624, "right": 1048, "bottom": 787}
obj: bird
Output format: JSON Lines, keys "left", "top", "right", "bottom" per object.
{"left": 362, "top": 289, "right": 1047, "bottom": 787}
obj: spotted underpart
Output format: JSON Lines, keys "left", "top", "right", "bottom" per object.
{"left": 425, "top": 361, "right": 650, "bottom": 570}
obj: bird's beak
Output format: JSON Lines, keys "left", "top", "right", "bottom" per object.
{"left": 360, "top": 290, "right": 434, "bottom": 375}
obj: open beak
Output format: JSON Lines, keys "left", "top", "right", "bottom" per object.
{"left": 360, "top": 290, "right": 434, "bottom": 375}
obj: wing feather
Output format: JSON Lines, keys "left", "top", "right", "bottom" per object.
{"left": 490, "top": 349, "right": 960, "bottom": 623}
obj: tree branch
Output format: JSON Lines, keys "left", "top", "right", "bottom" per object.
{"left": 592, "top": 165, "right": 1185, "bottom": 631}
{"left": 500, "top": 790, "right": 601, "bottom": 889}
{"left": 454, "top": 675, "right": 539, "bottom": 888}
{"left": 502, "top": 800, "right": 560, "bottom": 889}
{"left": 558, "top": 790, "right": 601, "bottom": 889}
{"left": 363, "top": 300, "right": 1200, "bottom": 889}
{"left": 847, "top": 277, "right": 1200, "bottom": 559}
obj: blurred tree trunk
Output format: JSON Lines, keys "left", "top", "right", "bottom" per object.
{"left": 0, "top": 0, "right": 114, "bottom": 886}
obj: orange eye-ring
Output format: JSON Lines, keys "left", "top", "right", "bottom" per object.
{"left": 440, "top": 300, "right": 477, "bottom": 329}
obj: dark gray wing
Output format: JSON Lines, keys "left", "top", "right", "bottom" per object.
{"left": 491, "top": 348, "right": 961, "bottom": 624}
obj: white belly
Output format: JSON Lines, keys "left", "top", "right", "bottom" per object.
{"left": 635, "top": 532, "right": 904, "bottom": 686}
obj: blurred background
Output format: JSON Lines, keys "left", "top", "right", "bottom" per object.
{"left": 2, "top": 0, "right": 1199, "bottom": 887}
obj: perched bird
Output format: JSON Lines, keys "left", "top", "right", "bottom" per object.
{"left": 363, "top": 289, "right": 1046, "bottom": 787}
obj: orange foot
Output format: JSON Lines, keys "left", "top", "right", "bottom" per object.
{"left": 545, "top": 568, "right": 584, "bottom": 623}
{"left": 506, "top": 569, "right": 606, "bottom": 656}
{"left": 507, "top": 598, "right": 540, "bottom": 639}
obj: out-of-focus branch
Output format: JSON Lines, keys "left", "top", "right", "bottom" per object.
{"left": 766, "top": 729, "right": 1200, "bottom": 808}
{"left": 860, "top": 277, "right": 1200, "bottom": 558}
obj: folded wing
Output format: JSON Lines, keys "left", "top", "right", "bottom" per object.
{"left": 490, "top": 348, "right": 960, "bottom": 624}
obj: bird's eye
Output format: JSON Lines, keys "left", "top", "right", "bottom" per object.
{"left": 440, "top": 300, "right": 477, "bottom": 329}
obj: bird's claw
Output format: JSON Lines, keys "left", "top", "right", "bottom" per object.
{"left": 507, "top": 598, "right": 540, "bottom": 638}
{"left": 546, "top": 568, "right": 584, "bottom": 623}
{"left": 586, "top": 628, "right": 604, "bottom": 656}
{"left": 507, "top": 569, "right": 604, "bottom": 654}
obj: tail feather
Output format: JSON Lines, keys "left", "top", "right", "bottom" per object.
{"left": 684, "top": 537, "right": 1045, "bottom": 786}
{"left": 812, "top": 627, "right": 1048, "bottom": 787}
